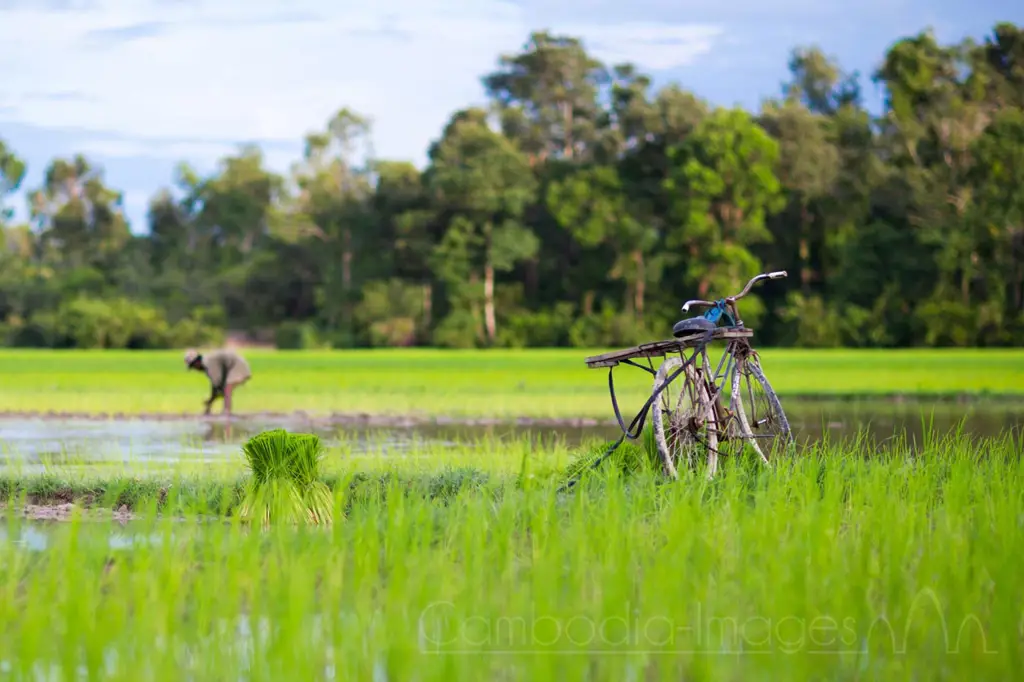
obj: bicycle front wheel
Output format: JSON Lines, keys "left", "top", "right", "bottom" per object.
{"left": 730, "top": 353, "right": 793, "bottom": 460}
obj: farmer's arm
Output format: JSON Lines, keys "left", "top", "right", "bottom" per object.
{"left": 207, "top": 382, "right": 223, "bottom": 402}
{"left": 201, "top": 356, "right": 228, "bottom": 412}
{"left": 202, "top": 386, "right": 217, "bottom": 414}
{"left": 210, "top": 359, "right": 229, "bottom": 395}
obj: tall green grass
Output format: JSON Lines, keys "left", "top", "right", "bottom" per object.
{"left": 0, "top": 348, "right": 1021, "bottom": 418}
{"left": 0, "top": 428, "right": 1020, "bottom": 679}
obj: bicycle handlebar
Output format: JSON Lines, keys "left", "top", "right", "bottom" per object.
{"left": 681, "top": 298, "right": 715, "bottom": 313}
{"left": 733, "top": 270, "right": 787, "bottom": 300}
{"left": 680, "top": 271, "right": 787, "bottom": 312}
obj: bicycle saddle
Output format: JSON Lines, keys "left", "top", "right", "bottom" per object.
{"left": 672, "top": 316, "right": 717, "bottom": 338}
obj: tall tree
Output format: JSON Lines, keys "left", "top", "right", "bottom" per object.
{"left": 290, "top": 108, "right": 376, "bottom": 339}
{"left": 184, "top": 146, "right": 286, "bottom": 329}
{"left": 547, "top": 164, "right": 659, "bottom": 320}
{"left": 29, "top": 155, "right": 131, "bottom": 275}
{"left": 483, "top": 31, "right": 609, "bottom": 163}
{"left": 784, "top": 46, "right": 862, "bottom": 115}
{"left": 874, "top": 29, "right": 994, "bottom": 337}
{"left": 976, "top": 22, "right": 1024, "bottom": 109}
{"left": 425, "top": 108, "right": 538, "bottom": 344}
{"left": 372, "top": 160, "right": 437, "bottom": 337}
{"left": 758, "top": 99, "right": 840, "bottom": 294}
{"left": 663, "top": 107, "right": 786, "bottom": 303}
{"left": 0, "top": 138, "right": 26, "bottom": 227}
{"left": 967, "top": 108, "right": 1024, "bottom": 317}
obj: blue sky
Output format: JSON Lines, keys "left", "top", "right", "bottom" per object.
{"left": 1, "top": 0, "right": 1020, "bottom": 232}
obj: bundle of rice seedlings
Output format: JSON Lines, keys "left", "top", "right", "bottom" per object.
{"left": 283, "top": 431, "right": 334, "bottom": 526}
{"left": 237, "top": 428, "right": 334, "bottom": 527}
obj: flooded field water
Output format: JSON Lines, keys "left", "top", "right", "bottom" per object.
{"left": 0, "top": 399, "right": 1022, "bottom": 553}
{"left": 0, "top": 399, "right": 1021, "bottom": 468}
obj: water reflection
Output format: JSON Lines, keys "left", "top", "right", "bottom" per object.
{"left": 0, "top": 399, "right": 1021, "bottom": 466}
{"left": 0, "top": 519, "right": 139, "bottom": 552}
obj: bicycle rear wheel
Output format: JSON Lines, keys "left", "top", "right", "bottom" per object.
{"left": 651, "top": 355, "right": 720, "bottom": 479}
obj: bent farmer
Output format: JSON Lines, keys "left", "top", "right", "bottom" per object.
{"left": 184, "top": 348, "right": 252, "bottom": 416}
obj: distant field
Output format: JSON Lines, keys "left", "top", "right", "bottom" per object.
{"left": 0, "top": 348, "right": 1021, "bottom": 419}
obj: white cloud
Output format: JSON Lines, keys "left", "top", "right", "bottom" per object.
{"left": 0, "top": 0, "right": 723, "bottom": 168}
{"left": 578, "top": 23, "right": 723, "bottom": 71}
{"left": 75, "top": 137, "right": 299, "bottom": 175}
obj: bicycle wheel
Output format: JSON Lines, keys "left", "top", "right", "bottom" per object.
{"left": 651, "top": 355, "right": 719, "bottom": 479}
{"left": 704, "top": 357, "right": 748, "bottom": 459}
{"left": 730, "top": 353, "right": 793, "bottom": 460}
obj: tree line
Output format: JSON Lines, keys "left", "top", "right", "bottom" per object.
{"left": 1, "top": 23, "right": 1022, "bottom": 350}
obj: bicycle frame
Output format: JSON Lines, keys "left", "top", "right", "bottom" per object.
{"left": 566, "top": 270, "right": 790, "bottom": 489}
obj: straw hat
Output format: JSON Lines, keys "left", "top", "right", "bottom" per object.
{"left": 183, "top": 348, "right": 201, "bottom": 368}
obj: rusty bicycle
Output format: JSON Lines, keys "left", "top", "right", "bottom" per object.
{"left": 566, "top": 271, "right": 794, "bottom": 489}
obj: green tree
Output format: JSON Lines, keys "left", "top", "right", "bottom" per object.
{"left": 663, "top": 107, "right": 786, "bottom": 304}
{"left": 290, "top": 108, "right": 376, "bottom": 341}
{"left": 29, "top": 155, "right": 131, "bottom": 277}
{"left": 546, "top": 164, "right": 659, "bottom": 321}
{"left": 184, "top": 146, "right": 287, "bottom": 331}
{"left": 483, "top": 31, "right": 608, "bottom": 162}
{"left": 784, "top": 45, "right": 862, "bottom": 116}
{"left": 0, "top": 138, "right": 26, "bottom": 226}
{"left": 967, "top": 108, "right": 1024, "bottom": 323}
{"left": 372, "top": 160, "right": 437, "bottom": 340}
{"left": 977, "top": 22, "right": 1024, "bottom": 108}
{"left": 3, "top": 22, "right": 1024, "bottom": 351}
{"left": 758, "top": 99, "right": 840, "bottom": 295}
{"left": 425, "top": 109, "right": 539, "bottom": 345}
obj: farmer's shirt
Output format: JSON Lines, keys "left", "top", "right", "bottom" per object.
{"left": 203, "top": 350, "right": 252, "bottom": 391}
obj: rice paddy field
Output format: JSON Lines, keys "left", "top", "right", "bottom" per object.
{"left": 0, "top": 347, "right": 1021, "bottom": 418}
{"left": 1, "top": 348, "right": 1023, "bottom": 680}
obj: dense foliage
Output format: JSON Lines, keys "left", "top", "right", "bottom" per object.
{"left": 2, "top": 24, "right": 1023, "bottom": 349}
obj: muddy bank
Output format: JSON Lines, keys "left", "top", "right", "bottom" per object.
{"left": 1, "top": 391, "right": 1021, "bottom": 428}
{"left": 8, "top": 503, "right": 137, "bottom": 522}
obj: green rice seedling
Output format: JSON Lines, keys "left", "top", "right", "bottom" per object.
{"left": 241, "top": 428, "right": 292, "bottom": 485}
{"left": 237, "top": 429, "right": 334, "bottom": 527}
{"left": 0, "top": 429, "right": 1021, "bottom": 679}
{"left": 560, "top": 423, "right": 662, "bottom": 487}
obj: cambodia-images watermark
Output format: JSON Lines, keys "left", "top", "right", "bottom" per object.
{"left": 417, "top": 589, "right": 996, "bottom": 655}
